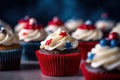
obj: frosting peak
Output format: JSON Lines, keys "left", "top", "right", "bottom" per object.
{"left": 40, "top": 28, "right": 78, "bottom": 51}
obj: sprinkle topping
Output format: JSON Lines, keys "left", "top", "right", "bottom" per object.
{"left": 64, "top": 42, "right": 73, "bottom": 50}
{"left": 59, "top": 31, "right": 67, "bottom": 37}
{"left": 45, "top": 39, "right": 52, "bottom": 46}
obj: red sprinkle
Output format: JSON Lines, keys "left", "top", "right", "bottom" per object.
{"left": 18, "top": 20, "right": 29, "bottom": 24}
{"left": 78, "top": 24, "right": 96, "bottom": 30}
{"left": 45, "top": 39, "right": 52, "bottom": 45}
{"left": 59, "top": 31, "right": 67, "bottom": 37}
{"left": 23, "top": 32, "right": 27, "bottom": 35}
{"left": 23, "top": 23, "right": 43, "bottom": 30}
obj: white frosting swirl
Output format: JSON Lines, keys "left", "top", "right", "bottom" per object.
{"left": 45, "top": 25, "right": 68, "bottom": 34}
{"left": 87, "top": 44, "right": 120, "bottom": 70}
{"left": 0, "top": 27, "right": 18, "bottom": 45}
{"left": 40, "top": 28, "right": 78, "bottom": 50}
{"left": 111, "top": 24, "right": 120, "bottom": 35}
{"left": 15, "top": 18, "right": 37, "bottom": 33}
{"left": 15, "top": 23, "right": 27, "bottom": 33}
{"left": 72, "top": 29, "right": 103, "bottom": 41}
{"left": 65, "top": 19, "right": 83, "bottom": 32}
{"left": 18, "top": 28, "right": 47, "bottom": 42}
{"left": 95, "top": 20, "right": 114, "bottom": 31}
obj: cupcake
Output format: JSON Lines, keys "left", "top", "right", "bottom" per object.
{"left": 15, "top": 16, "right": 30, "bottom": 33}
{"left": 18, "top": 18, "right": 47, "bottom": 60}
{"left": 45, "top": 17, "right": 68, "bottom": 34}
{"left": 95, "top": 13, "right": 115, "bottom": 37}
{"left": 72, "top": 20, "right": 103, "bottom": 60}
{"left": 81, "top": 32, "right": 120, "bottom": 80}
{"left": 36, "top": 28, "right": 81, "bottom": 76}
{"left": 0, "top": 26, "right": 21, "bottom": 70}
{"left": 111, "top": 23, "right": 120, "bottom": 35}
{"left": 0, "top": 19, "right": 13, "bottom": 33}
{"left": 65, "top": 18, "right": 83, "bottom": 33}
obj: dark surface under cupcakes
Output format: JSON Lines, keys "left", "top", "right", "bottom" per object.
{"left": 85, "top": 63, "right": 120, "bottom": 74}
{"left": 39, "top": 48, "right": 80, "bottom": 54}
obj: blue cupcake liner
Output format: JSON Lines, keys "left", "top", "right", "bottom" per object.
{"left": 20, "top": 41, "right": 40, "bottom": 61}
{"left": 0, "top": 48, "right": 21, "bottom": 70}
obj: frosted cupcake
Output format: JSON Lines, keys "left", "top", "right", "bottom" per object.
{"left": 15, "top": 16, "right": 30, "bottom": 33}
{"left": 65, "top": 18, "right": 83, "bottom": 33}
{"left": 18, "top": 18, "right": 47, "bottom": 60}
{"left": 0, "top": 19, "right": 13, "bottom": 33}
{"left": 72, "top": 20, "right": 103, "bottom": 60}
{"left": 36, "top": 28, "right": 81, "bottom": 76}
{"left": 81, "top": 32, "right": 120, "bottom": 80}
{"left": 95, "top": 13, "right": 115, "bottom": 37}
{"left": 45, "top": 17, "right": 68, "bottom": 34}
{"left": 0, "top": 26, "right": 21, "bottom": 70}
{"left": 111, "top": 23, "right": 120, "bottom": 35}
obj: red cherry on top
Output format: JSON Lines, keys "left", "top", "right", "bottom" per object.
{"left": 48, "top": 17, "right": 64, "bottom": 26}
{"left": 108, "top": 32, "right": 120, "bottom": 40}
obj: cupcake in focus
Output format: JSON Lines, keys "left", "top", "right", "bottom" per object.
{"left": 36, "top": 28, "right": 81, "bottom": 76}
{"left": 65, "top": 18, "right": 83, "bottom": 33}
{"left": 18, "top": 18, "right": 47, "bottom": 60}
{"left": 72, "top": 20, "right": 103, "bottom": 60}
{"left": 0, "top": 26, "right": 21, "bottom": 70}
{"left": 45, "top": 17, "right": 68, "bottom": 34}
{"left": 95, "top": 13, "right": 115, "bottom": 37}
{"left": 81, "top": 32, "right": 120, "bottom": 80}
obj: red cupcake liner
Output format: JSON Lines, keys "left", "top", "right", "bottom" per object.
{"left": 78, "top": 42, "right": 98, "bottom": 60}
{"left": 81, "top": 62, "right": 120, "bottom": 80}
{"left": 35, "top": 50, "right": 82, "bottom": 76}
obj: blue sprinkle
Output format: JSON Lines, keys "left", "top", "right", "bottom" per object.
{"left": 85, "top": 20, "right": 92, "bottom": 25}
{"left": 100, "top": 39, "right": 109, "bottom": 47}
{"left": 110, "top": 40, "right": 118, "bottom": 47}
{"left": 64, "top": 42, "right": 73, "bottom": 50}
{"left": 88, "top": 53, "right": 95, "bottom": 60}
{"left": 48, "top": 30, "right": 53, "bottom": 34}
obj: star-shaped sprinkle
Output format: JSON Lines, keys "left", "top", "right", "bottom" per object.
{"left": 45, "top": 39, "right": 52, "bottom": 45}
{"left": 64, "top": 42, "right": 73, "bottom": 50}
{"left": 59, "top": 31, "right": 67, "bottom": 37}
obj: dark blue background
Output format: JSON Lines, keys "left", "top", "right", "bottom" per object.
{"left": 0, "top": 0, "right": 120, "bottom": 27}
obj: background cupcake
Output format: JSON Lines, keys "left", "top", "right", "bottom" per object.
{"left": 81, "top": 32, "right": 120, "bottom": 80}
{"left": 36, "top": 28, "right": 81, "bottom": 76}
{"left": 18, "top": 18, "right": 47, "bottom": 61}
{"left": 72, "top": 20, "right": 103, "bottom": 60}
{"left": 110, "top": 23, "right": 120, "bottom": 35}
{"left": 45, "top": 17, "right": 68, "bottom": 34}
{"left": 15, "top": 16, "right": 30, "bottom": 33}
{"left": 0, "top": 26, "right": 21, "bottom": 70}
{"left": 65, "top": 17, "right": 83, "bottom": 33}
{"left": 95, "top": 13, "right": 115, "bottom": 37}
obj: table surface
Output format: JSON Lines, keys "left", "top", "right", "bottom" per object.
{"left": 0, "top": 61, "right": 84, "bottom": 80}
